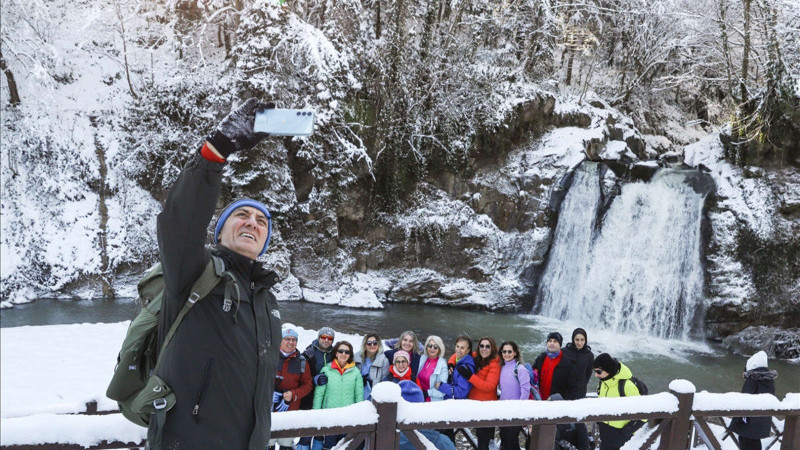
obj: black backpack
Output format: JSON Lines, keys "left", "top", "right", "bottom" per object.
{"left": 618, "top": 376, "right": 649, "bottom": 439}
{"left": 618, "top": 376, "right": 648, "bottom": 397}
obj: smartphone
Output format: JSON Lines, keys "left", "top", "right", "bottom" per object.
{"left": 254, "top": 108, "right": 316, "bottom": 136}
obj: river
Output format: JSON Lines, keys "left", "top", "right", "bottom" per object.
{"left": 1, "top": 299, "right": 797, "bottom": 397}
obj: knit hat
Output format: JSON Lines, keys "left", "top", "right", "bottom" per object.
{"left": 393, "top": 350, "right": 411, "bottom": 363}
{"left": 746, "top": 350, "right": 768, "bottom": 371}
{"left": 318, "top": 327, "right": 335, "bottom": 339}
{"left": 213, "top": 198, "right": 272, "bottom": 256}
{"left": 399, "top": 380, "right": 425, "bottom": 403}
{"left": 572, "top": 328, "right": 587, "bottom": 343}
{"left": 282, "top": 328, "right": 299, "bottom": 339}
{"left": 547, "top": 332, "right": 563, "bottom": 347}
{"left": 593, "top": 353, "right": 620, "bottom": 376}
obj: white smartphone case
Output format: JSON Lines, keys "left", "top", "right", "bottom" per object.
{"left": 254, "top": 109, "right": 315, "bottom": 136}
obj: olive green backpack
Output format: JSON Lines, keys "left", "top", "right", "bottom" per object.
{"left": 106, "top": 255, "right": 233, "bottom": 427}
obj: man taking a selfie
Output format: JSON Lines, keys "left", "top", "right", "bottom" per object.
{"left": 151, "top": 98, "right": 282, "bottom": 450}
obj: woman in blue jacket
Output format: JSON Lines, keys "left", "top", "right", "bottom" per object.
{"left": 435, "top": 335, "right": 475, "bottom": 443}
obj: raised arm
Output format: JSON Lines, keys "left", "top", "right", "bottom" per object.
{"left": 156, "top": 99, "right": 271, "bottom": 346}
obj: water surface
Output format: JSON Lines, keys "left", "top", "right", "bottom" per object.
{"left": 2, "top": 299, "right": 797, "bottom": 397}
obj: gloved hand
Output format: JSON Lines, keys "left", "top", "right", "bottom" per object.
{"left": 206, "top": 98, "right": 275, "bottom": 158}
{"left": 456, "top": 365, "right": 473, "bottom": 379}
{"left": 274, "top": 399, "right": 290, "bottom": 412}
{"left": 272, "top": 391, "right": 283, "bottom": 404}
{"left": 314, "top": 373, "right": 328, "bottom": 386}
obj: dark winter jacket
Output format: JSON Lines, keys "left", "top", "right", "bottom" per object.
{"left": 729, "top": 368, "right": 778, "bottom": 439}
{"left": 533, "top": 351, "right": 582, "bottom": 401}
{"left": 563, "top": 343, "right": 594, "bottom": 397}
{"left": 274, "top": 350, "right": 314, "bottom": 411}
{"left": 154, "top": 154, "right": 282, "bottom": 450}
{"left": 299, "top": 340, "right": 335, "bottom": 410}
{"left": 436, "top": 354, "right": 475, "bottom": 400}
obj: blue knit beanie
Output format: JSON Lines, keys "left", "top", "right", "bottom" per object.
{"left": 213, "top": 198, "right": 272, "bottom": 256}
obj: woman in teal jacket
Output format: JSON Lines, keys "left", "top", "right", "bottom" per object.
{"left": 313, "top": 341, "right": 364, "bottom": 449}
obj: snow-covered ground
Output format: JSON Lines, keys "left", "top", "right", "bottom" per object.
{"left": 2, "top": 322, "right": 797, "bottom": 448}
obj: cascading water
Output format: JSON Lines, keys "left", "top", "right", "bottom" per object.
{"left": 537, "top": 162, "right": 602, "bottom": 320}
{"left": 537, "top": 164, "right": 707, "bottom": 340}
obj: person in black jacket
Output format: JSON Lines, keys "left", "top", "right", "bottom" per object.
{"left": 562, "top": 328, "right": 593, "bottom": 449}
{"left": 532, "top": 332, "right": 582, "bottom": 401}
{"left": 152, "top": 98, "right": 282, "bottom": 450}
{"left": 562, "top": 328, "right": 594, "bottom": 396}
{"left": 729, "top": 351, "right": 778, "bottom": 450}
{"left": 297, "top": 327, "right": 336, "bottom": 450}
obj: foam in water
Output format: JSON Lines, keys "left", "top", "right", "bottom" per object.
{"left": 537, "top": 164, "right": 707, "bottom": 340}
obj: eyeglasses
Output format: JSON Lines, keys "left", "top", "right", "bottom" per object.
{"left": 479, "top": 344, "right": 491, "bottom": 349}
{"left": 337, "top": 349, "right": 351, "bottom": 355}
{"left": 395, "top": 359, "right": 409, "bottom": 364}
{"left": 366, "top": 340, "right": 379, "bottom": 346}
{"left": 501, "top": 350, "right": 514, "bottom": 354}
{"left": 594, "top": 369, "right": 604, "bottom": 374}
{"left": 427, "top": 344, "right": 439, "bottom": 349}
{"left": 282, "top": 337, "right": 297, "bottom": 341}
{"left": 320, "top": 335, "right": 334, "bottom": 341}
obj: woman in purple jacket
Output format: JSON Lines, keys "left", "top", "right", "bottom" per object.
{"left": 498, "top": 341, "right": 531, "bottom": 450}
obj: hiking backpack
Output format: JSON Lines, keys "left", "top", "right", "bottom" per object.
{"left": 617, "top": 376, "right": 649, "bottom": 438}
{"left": 515, "top": 362, "right": 543, "bottom": 400}
{"left": 619, "top": 376, "right": 649, "bottom": 397}
{"left": 105, "top": 255, "right": 236, "bottom": 427}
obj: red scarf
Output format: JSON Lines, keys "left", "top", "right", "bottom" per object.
{"left": 540, "top": 352, "right": 562, "bottom": 400}
{"left": 389, "top": 364, "right": 412, "bottom": 381}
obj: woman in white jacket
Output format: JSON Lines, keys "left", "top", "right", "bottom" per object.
{"left": 416, "top": 335, "right": 450, "bottom": 401}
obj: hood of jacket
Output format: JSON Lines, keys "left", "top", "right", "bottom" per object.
{"left": 745, "top": 367, "right": 778, "bottom": 381}
{"left": 564, "top": 342, "right": 592, "bottom": 353}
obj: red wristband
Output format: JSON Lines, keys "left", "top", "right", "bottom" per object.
{"left": 201, "top": 142, "right": 226, "bottom": 163}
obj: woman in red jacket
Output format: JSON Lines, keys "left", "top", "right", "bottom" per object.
{"left": 459, "top": 336, "right": 501, "bottom": 450}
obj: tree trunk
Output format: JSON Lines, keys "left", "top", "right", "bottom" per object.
{"left": 740, "top": 0, "right": 752, "bottom": 103}
{"left": 375, "top": 0, "right": 382, "bottom": 38}
{"left": 89, "top": 116, "right": 115, "bottom": 299}
{"left": 0, "top": 49, "right": 21, "bottom": 106}
{"left": 717, "top": 0, "right": 735, "bottom": 100}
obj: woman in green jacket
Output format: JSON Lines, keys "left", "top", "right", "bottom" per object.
{"left": 593, "top": 353, "right": 644, "bottom": 450}
{"left": 313, "top": 341, "right": 364, "bottom": 449}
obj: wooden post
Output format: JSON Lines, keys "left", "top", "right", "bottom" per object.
{"left": 661, "top": 389, "right": 694, "bottom": 450}
{"left": 781, "top": 415, "right": 800, "bottom": 450}
{"left": 529, "top": 424, "right": 556, "bottom": 450}
{"left": 373, "top": 398, "right": 398, "bottom": 450}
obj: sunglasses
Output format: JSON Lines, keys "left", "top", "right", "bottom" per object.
{"left": 594, "top": 369, "right": 604, "bottom": 374}
{"left": 320, "top": 335, "right": 334, "bottom": 341}
{"left": 427, "top": 344, "right": 439, "bottom": 349}
{"left": 501, "top": 350, "right": 514, "bottom": 354}
{"left": 366, "top": 340, "right": 379, "bottom": 346}
{"left": 479, "top": 344, "right": 491, "bottom": 349}
{"left": 337, "top": 349, "right": 351, "bottom": 355}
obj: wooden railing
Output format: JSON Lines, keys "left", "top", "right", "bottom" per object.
{"left": 2, "top": 382, "right": 798, "bottom": 450}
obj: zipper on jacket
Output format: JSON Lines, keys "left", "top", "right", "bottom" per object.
{"left": 193, "top": 358, "right": 215, "bottom": 418}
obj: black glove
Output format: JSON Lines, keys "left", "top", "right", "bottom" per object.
{"left": 314, "top": 373, "right": 328, "bottom": 386}
{"left": 206, "top": 98, "right": 275, "bottom": 158}
{"left": 456, "top": 365, "right": 473, "bottom": 379}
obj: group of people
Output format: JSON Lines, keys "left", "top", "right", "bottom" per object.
{"left": 269, "top": 326, "right": 649, "bottom": 450}
{"left": 144, "top": 100, "right": 779, "bottom": 450}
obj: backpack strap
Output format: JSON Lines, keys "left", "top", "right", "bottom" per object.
{"left": 618, "top": 378, "right": 627, "bottom": 397}
{"left": 155, "top": 256, "right": 224, "bottom": 371}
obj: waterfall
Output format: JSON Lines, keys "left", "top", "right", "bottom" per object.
{"left": 537, "top": 165, "right": 707, "bottom": 340}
